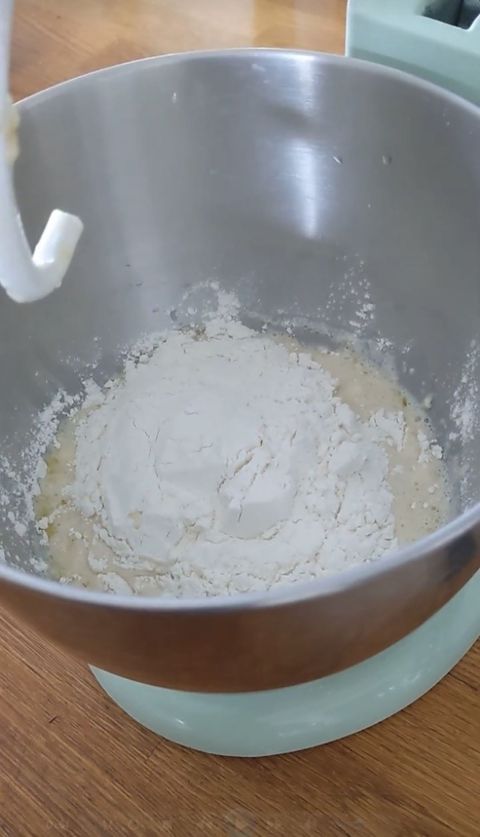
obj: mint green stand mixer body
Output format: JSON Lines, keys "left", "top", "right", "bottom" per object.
{"left": 91, "top": 2, "right": 480, "bottom": 757}
{"left": 347, "top": 0, "right": 480, "bottom": 104}
{"left": 93, "top": 577, "right": 480, "bottom": 757}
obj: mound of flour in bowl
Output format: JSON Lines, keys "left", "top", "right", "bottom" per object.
{"left": 36, "top": 313, "right": 447, "bottom": 597}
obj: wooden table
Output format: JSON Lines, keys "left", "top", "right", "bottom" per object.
{"left": 2, "top": 2, "right": 479, "bottom": 835}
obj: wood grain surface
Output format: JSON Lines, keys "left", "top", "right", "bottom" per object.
{"left": 1, "top": 1, "right": 479, "bottom": 835}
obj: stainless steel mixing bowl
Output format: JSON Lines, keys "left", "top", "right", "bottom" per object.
{"left": 1, "top": 50, "right": 480, "bottom": 693}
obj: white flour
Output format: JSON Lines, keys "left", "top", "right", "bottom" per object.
{"left": 35, "top": 308, "right": 447, "bottom": 598}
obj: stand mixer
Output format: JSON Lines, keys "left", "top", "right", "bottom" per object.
{"left": 0, "top": 1, "right": 479, "bottom": 757}
{"left": 347, "top": 0, "right": 480, "bottom": 104}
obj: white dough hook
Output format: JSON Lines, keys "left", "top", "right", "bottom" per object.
{"left": 0, "top": 0, "right": 83, "bottom": 303}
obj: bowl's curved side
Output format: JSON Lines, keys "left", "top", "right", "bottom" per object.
{"left": 1, "top": 523, "right": 479, "bottom": 691}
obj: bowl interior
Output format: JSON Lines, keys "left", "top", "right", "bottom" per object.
{"left": 1, "top": 51, "right": 480, "bottom": 578}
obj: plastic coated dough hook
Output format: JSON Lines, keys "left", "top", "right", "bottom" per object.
{"left": 0, "top": 1, "right": 83, "bottom": 303}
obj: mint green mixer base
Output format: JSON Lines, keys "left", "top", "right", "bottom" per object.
{"left": 91, "top": 571, "right": 480, "bottom": 757}
{"left": 346, "top": 0, "right": 480, "bottom": 106}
